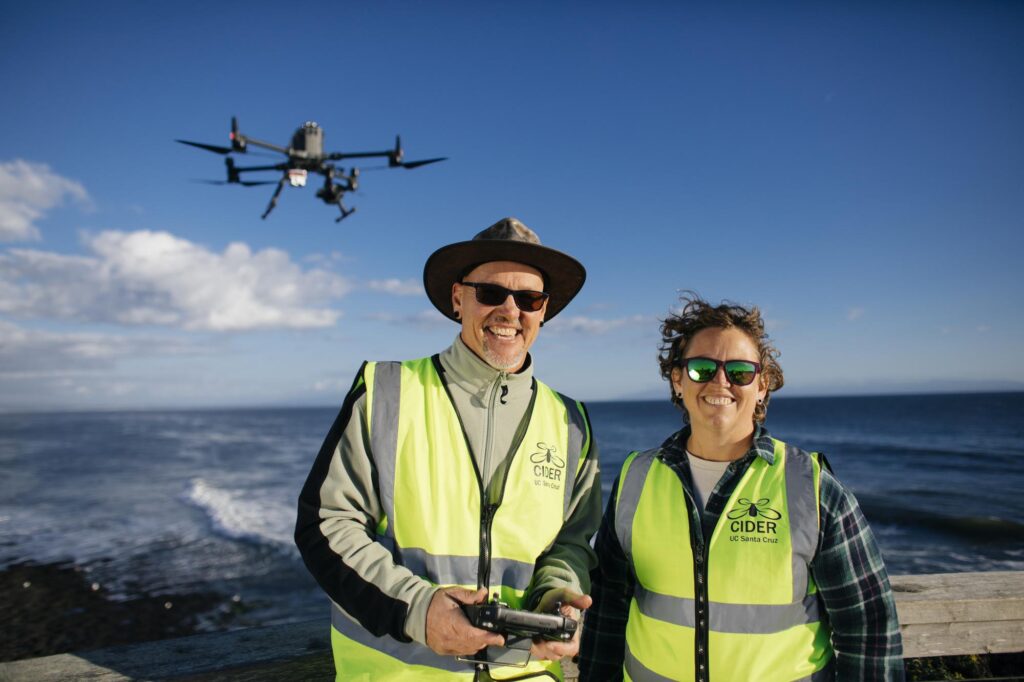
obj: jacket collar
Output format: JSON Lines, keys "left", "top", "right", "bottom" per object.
{"left": 438, "top": 335, "right": 534, "bottom": 394}
{"left": 662, "top": 423, "right": 776, "bottom": 466}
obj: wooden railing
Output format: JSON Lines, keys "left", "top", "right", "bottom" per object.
{"left": 2, "top": 572, "right": 1021, "bottom": 681}
{"left": 890, "top": 571, "right": 1023, "bottom": 658}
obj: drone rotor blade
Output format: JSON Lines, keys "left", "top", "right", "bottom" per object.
{"left": 398, "top": 157, "right": 448, "bottom": 169}
{"left": 177, "top": 139, "right": 234, "bottom": 155}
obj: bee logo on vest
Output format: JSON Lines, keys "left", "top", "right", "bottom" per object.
{"left": 727, "top": 498, "right": 782, "bottom": 544}
{"left": 530, "top": 442, "right": 564, "bottom": 489}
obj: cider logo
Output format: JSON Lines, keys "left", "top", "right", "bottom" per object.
{"left": 530, "top": 442, "right": 564, "bottom": 489}
{"left": 727, "top": 498, "right": 782, "bottom": 521}
{"left": 727, "top": 497, "right": 782, "bottom": 541}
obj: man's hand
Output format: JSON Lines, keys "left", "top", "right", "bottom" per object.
{"left": 425, "top": 587, "right": 505, "bottom": 656}
{"left": 529, "top": 587, "right": 593, "bottom": 661}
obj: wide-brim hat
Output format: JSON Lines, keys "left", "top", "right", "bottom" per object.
{"left": 423, "top": 217, "right": 586, "bottom": 323}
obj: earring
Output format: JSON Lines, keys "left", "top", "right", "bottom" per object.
{"left": 757, "top": 398, "right": 764, "bottom": 405}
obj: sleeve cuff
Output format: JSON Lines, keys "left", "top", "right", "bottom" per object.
{"left": 403, "top": 585, "right": 438, "bottom": 645}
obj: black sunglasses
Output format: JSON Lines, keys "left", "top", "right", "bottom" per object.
{"left": 683, "top": 357, "right": 762, "bottom": 386}
{"left": 460, "top": 281, "right": 549, "bottom": 312}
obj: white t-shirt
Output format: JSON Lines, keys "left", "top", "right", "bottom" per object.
{"left": 686, "top": 451, "right": 731, "bottom": 511}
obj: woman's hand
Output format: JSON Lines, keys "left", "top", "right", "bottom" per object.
{"left": 529, "top": 587, "right": 593, "bottom": 661}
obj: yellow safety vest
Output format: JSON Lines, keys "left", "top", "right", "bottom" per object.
{"left": 614, "top": 438, "right": 833, "bottom": 682}
{"left": 331, "top": 356, "right": 591, "bottom": 681}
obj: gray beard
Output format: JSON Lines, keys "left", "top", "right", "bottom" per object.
{"left": 483, "top": 345, "right": 525, "bottom": 371}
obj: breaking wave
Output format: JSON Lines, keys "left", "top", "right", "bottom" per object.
{"left": 183, "top": 478, "right": 294, "bottom": 550}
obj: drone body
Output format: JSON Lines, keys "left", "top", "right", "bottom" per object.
{"left": 177, "top": 118, "right": 446, "bottom": 222}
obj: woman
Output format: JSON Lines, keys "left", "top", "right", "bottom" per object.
{"left": 579, "top": 295, "right": 903, "bottom": 681}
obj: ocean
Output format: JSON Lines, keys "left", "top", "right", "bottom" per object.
{"left": 2, "top": 393, "right": 1022, "bottom": 631}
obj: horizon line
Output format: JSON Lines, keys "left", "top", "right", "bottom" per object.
{"left": 2, "top": 387, "right": 1022, "bottom": 417}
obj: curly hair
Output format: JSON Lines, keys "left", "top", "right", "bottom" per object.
{"left": 658, "top": 292, "right": 783, "bottom": 424}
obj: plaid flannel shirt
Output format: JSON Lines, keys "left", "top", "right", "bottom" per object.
{"left": 578, "top": 425, "right": 904, "bottom": 681}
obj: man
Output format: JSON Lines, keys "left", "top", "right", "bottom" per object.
{"left": 295, "top": 217, "right": 601, "bottom": 681}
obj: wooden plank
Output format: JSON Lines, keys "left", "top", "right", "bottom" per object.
{"left": 891, "top": 573, "right": 1024, "bottom": 657}
{"left": 165, "top": 652, "right": 333, "bottom": 682}
{"left": 902, "top": 620, "right": 1024, "bottom": 658}
{"left": 891, "top": 572, "right": 1024, "bottom": 625}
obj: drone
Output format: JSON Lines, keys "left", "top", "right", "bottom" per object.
{"left": 177, "top": 118, "right": 446, "bottom": 222}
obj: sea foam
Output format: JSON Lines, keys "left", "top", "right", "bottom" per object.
{"left": 184, "top": 478, "right": 294, "bottom": 550}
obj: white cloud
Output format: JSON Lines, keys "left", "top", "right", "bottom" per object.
{"left": 0, "top": 319, "right": 203, "bottom": 374}
{"left": 366, "top": 278, "right": 423, "bottom": 296}
{"left": 362, "top": 311, "right": 652, "bottom": 335}
{"left": 304, "top": 250, "right": 347, "bottom": 266}
{"left": 544, "top": 314, "right": 650, "bottom": 335}
{"left": 365, "top": 309, "right": 449, "bottom": 327}
{"left": 0, "top": 230, "right": 350, "bottom": 331}
{"left": 0, "top": 160, "right": 91, "bottom": 241}
{"left": 312, "top": 377, "right": 350, "bottom": 393}
{"left": 846, "top": 307, "right": 865, "bottom": 321}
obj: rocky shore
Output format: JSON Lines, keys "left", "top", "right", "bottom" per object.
{"left": 1, "top": 560, "right": 239, "bottom": 662}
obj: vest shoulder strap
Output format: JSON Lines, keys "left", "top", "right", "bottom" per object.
{"left": 613, "top": 447, "right": 662, "bottom": 559}
{"left": 813, "top": 451, "right": 833, "bottom": 474}
{"left": 551, "top": 387, "right": 591, "bottom": 471}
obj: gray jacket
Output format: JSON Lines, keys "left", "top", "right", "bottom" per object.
{"left": 295, "top": 336, "right": 602, "bottom": 645}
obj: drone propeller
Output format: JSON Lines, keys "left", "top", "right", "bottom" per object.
{"left": 397, "top": 157, "right": 447, "bottom": 169}
{"left": 359, "top": 156, "right": 448, "bottom": 171}
{"left": 177, "top": 139, "right": 234, "bottom": 155}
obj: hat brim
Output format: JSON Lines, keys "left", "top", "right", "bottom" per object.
{"left": 423, "top": 240, "right": 586, "bottom": 322}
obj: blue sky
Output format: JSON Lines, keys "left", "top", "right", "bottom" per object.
{"left": 1, "top": 1, "right": 1022, "bottom": 411}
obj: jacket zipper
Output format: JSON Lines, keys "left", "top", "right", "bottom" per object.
{"left": 430, "top": 357, "right": 540, "bottom": 679}
{"left": 427, "top": 356, "right": 536, "bottom": 595}
{"left": 477, "top": 372, "right": 506, "bottom": 590}
{"left": 694, "top": 534, "right": 709, "bottom": 682}
{"left": 479, "top": 502, "right": 498, "bottom": 591}
{"left": 679, "top": 472, "right": 709, "bottom": 682}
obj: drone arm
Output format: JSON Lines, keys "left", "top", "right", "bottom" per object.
{"left": 261, "top": 174, "right": 288, "bottom": 220}
{"left": 242, "top": 137, "right": 291, "bottom": 155}
{"left": 233, "top": 163, "right": 289, "bottom": 173}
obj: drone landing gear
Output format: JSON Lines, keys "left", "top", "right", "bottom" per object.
{"left": 261, "top": 175, "right": 288, "bottom": 220}
{"left": 335, "top": 205, "right": 356, "bottom": 223}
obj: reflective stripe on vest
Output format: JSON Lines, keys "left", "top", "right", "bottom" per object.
{"left": 615, "top": 439, "right": 832, "bottom": 682}
{"left": 331, "top": 356, "right": 588, "bottom": 679}
{"left": 624, "top": 642, "right": 835, "bottom": 682}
